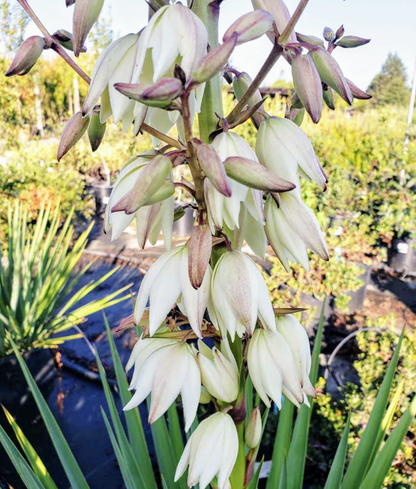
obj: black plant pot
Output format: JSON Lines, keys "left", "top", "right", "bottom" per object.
{"left": 86, "top": 184, "right": 113, "bottom": 216}
{"left": 300, "top": 292, "right": 334, "bottom": 331}
{"left": 387, "top": 236, "right": 416, "bottom": 274}
{"left": 343, "top": 262, "right": 372, "bottom": 314}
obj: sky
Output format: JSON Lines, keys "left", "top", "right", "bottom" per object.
{"left": 25, "top": 0, "right": 416, "bottom": 90}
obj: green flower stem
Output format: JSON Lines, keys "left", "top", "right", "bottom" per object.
{"left": 230, "top": 421, "right": 246, "bottom": 489}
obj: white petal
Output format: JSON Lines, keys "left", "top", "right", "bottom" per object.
{"left": 217, "top": 415, "right": 239, "bottom": 489}
{"left": 247, "top": 331, "right": 270, "bottom": 407}
{"left": 181, "top": 352, "right": 201, "bottom": 431}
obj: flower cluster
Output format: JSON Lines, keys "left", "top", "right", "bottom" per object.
{"left": 3, "top": 0, "right": 371, "bottom": 487}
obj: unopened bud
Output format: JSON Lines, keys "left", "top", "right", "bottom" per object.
{"left": 223, "top": 10, "right": 273, "bottom": 45}
{"left": 323, "top": 86, "right": 336, "bottom": 110}
{"left": 196, "top": 142, "right": 231, "bottom": 197}
{"left": 336, "top": 36, "right": 371, "bottom": 49}
{"left": 252, "top": 0, "right": 296, "bottom": 44}
{"left": 88, "top": 113, "right": 106, "bottom": 152}
{"left": 335, "top": 25, "right": 345, "bottom": 41}
{"left": 114, "top": 78, "right": 183, "bottom": 108}
{"left": 323, "top": 27, "right": 335, "bottom": 42}
{"left": 188, "top": 225, "right": 212, "bottom": 290}
{"left": 245, "top": 407, "right": 262, "bottom": 449}
{"left": 309, "top": 47, "right": 352, "bottom": 105}
{"left": 112, "top": 155, "right": 173, "bottom": 214}
{"left": 192, "top": 35, "right": 237, "bottom": 83}
{"left": 233, "top": 72, "right": 265, "bottom": 129}
{"left": 292, "top": 54, "right": 322, "bottom": 123}
{"left": 292, "top": 108, "right": 305, "bottom": 127}
{"left": 296, "top": 33, "right": 324, "bottom": 47}
{"left": 53, "top": 29, "right": 86, "bottom": 53}
{"left": 5, "top": 36, "right": 45, "bottom": 77}
{"left": 199, "top": 387, "right": 212, "bottom": 404}
{"left": 141, "top": 181, "right": 175, "bottom": 206}
{"left": 57, "top": 112, "right": 90, "bottom": 161}
{"left": 346, "top": 79, "right": 372, "bottom": 100}
{"left": 223, "top": 156, "right": 296, "bottom": 192}
{"left": 73, "top": 0, "right": 104, "bottom": 57}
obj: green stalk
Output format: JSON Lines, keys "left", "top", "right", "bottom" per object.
{"left": 192, "top": 0, "right": 224, "bottom": 142}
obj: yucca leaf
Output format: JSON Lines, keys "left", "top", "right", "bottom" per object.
{"left": 324, "top": 415, "right": 350, "bottom": 489}
{"left": 1, "top": 405, "right": 58, "bottom": 489}
{"left": 277, "top": 457, "right": 287, "bottom": 489}
{"left": 104, "top": 316, "right": 157, "bottom": 489}
{"left": 285, "top": 300, "right": 325, "bottom": 489}
{"left": 359, "top": 395, "right": 416, "bottom": 489}
{"left": 10, "top": 340, "right": 89, "bottom": 489}
{"left": 0, "top": 425, "right": 47, "bottom": 489}
{"left": 246, "top": 458, "right": 264, "bottom": 489}
{"left": 341, "top": 329, "right": 404, "bottom": 489}
{"left": 168, "top": 403, "right": 185, "bottom": 462}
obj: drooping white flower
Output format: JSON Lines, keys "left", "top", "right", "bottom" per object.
{"left": 175, "top": 412, "right": 238, "bottom": 489}
{"left": 205, "top": 131, "right": 265, "bottom": 233}
{"left": 275, "top": 315, "right": 315, "bottom": 398}
{"left": 124, "top": 341, "right": 200, "bottom": 431}
{"left": 247, "top": 328, "right": 308, "bottom": 408}
{"left": 256, "top": 116, "right": 327, "bottom": 193}
{"left": 105, "top": 154, "right": 174, "bottom": 248}
{"left": 196, "top": 339, "right": 239, "bottom": 403}
{"left": 134, "top": 246, "right": 211, "bottom": 338}
{"left": 210, "top": 250, "right": 275, "bottom": 340}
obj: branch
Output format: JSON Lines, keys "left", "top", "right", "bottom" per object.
{"left": 278, "top": 0, "right": 311, "bottom": 46}
{"left": 140, "top": 123, "right": 183, "bottom": 150}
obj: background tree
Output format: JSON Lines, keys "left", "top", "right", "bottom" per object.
{"left": 367, "top": 53, "right": 410, "bottom": 106}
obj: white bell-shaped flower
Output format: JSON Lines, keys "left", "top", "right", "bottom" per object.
{"left": 175, "top": 412, "right": 239, "bottom": 489}
{"left": 275, "top": 315, "right": 315, "bottom": 398}
{"left": 134, "top": 246, "right": 211, "bottom": 338}
{"left": 247, "top": 328, "right": 308, "bottom": 408}
{"left": 210, "top": 250, "right": 275, "bottom": 340}
{"left": 124, "top": 341, "right": 200, "bottom": 431}
{"left": 196, "top": 340, "right": 239, "bottom": 403}
{"left": 205, "top": 131, "right": 264, "bottom": 233}
{"left": 105, "top": 154, "right": 174, "bottom": 248}
{"left": 256, "top": 116, "right": 327, "bottom": 194}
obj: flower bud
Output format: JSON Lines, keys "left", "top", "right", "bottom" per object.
{"left": 309, "top": 47, "right": 353, "bottom": 105}
{"left": 224, "top": 156, "right": 296, "bottom": 192}
{"left": 196, "top": 142, "right": 232, "bottom": 197}
{"left": 292, "top": 108, "right": 305, "bottom": 127}
{"left": 245, "top": 407, "right": 262, "bottom": 448}
{"left": 199, "top": 387, "right": 212, "bottom": 404}
{"left": 335, "top": 25, "right": 345, "bottom": 41}
{"left": 223, "top": 10, "right": 273, "bottom": 45}
{"left": 233, "top": 72, "right": 265, "bottom": 129}
{"left": 192, "top": 35, "right": 237, "bottom": 84}
{"left": 114, "top": 78, "right": 183, "bottom": 108}
{"left": 196, "top": 340, "right": 239, "bottom": 403}
{"left": 5, "top": 36, "right": 45, "bottom": 77}
{"left": 112, "top": 155, "right": 173, "bottom": 214}
{"left": 323, "top": 27, "right": 335, "bottom": 42}
{"left": 73, "top": 0, "right": 104, "bottom": 57}
{"left": 291, "top": 54, "right": 322, "bottom": 123}
{"left": 53, "top": 29, "right": 86, "bottom": 53}
{"left": 57, "top": 112, "right": 90, "bottom": 161}
{"left": 323, "top": 86, "right": 336, "bottom": 110}
{"left": 336, "top": 35, "right": 370, "bottom": 48}
{"left": 252, "top": 0, "right": 296, "bottom": 44}
{"left": 346, "top": 79, "right": 372, "bottom": 100}
{"left": 296, "top": 32, "right": 324, "bottom": 47}
{"left": 88, "top": 113, "right": 106, "bottom": 152}
{"left": 188, "top": 225, "right": 212, "bottom": 290}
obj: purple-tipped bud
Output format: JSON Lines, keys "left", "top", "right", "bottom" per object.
{"left": 335, "top": 25, "right": 345, "bottom": 41}
{"left": 57, "top": 112, "right": 90, "bottom": 161}
{"left": 309, "top": 47, "right": 353, "bottom": 105}
{"left": 346, "top": 79, "right": 372, "bottom": 100}
{"left": 245, "top": 407, "right": 262, "bottom": 449}
{"left": 336, "top": 36, "right": 371, "bottom": 49}
{"left": 114, "top": 78, "right": 183, "bottom": 108}
{"left": 292, "top": 54, "right": 322, "bottom": 123}
{"left": 88, "top": 113, "right": 106, "bottom": 152}
{"left": 53, "top": 29, "right": 86, "bottom": 53}
{"left": 196, "top": 143, "right": 232, "bottom": 198}
{"left": 223, "top": 156, "right": 296, "bottom": 192}
{"left": 323, "top": 27, "right": 335, "bottom": 42}
{"left": 5, "top": 36, "right": 45, "bottom": 77}
{"left": 323, "top": 87, "right": 336, "bottom": 110}
{"left": 73, "top": 0, "right": 104, "bottom": 57}
{"left": 111, "top": 155, "right": 173, "bottom": 215}
{"left": 252, "top": 0, "right": 296, "bottom": 44}
{"left": 188, "top": 225, "right": 212, "bottom": 290}
{"left": 192, "top": 35, "right": 237, "bottom": 84}
{"left": 223, "top": 10, "right": 273, "bottom": 46}
{"left": 233, "top": 72, "right": 265, "bottom": 129}
{"left": 296, "top": 33, "right": 324, "bottom": 47}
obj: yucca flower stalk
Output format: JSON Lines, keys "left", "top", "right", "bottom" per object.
{"left": 7, "top": 1, "right": 404, "bottom": 489}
